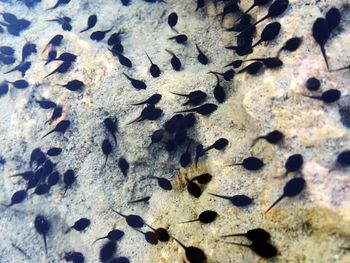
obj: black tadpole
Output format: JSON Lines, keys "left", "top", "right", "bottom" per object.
{"left": 80, "top": 14, "right": 97, "bottom": 33}
{"left": 180, "top": 140, "right": 192, "bottom": 168}
{"left": 336, "top": 150, "right": 350, "bottom": 167}
{"left": 251, "top": 22, "right": 281, "bottom": 49}
{"left": 168, "top": 34, "right": 188, "bottom": 44}
{"left": 190, "top": 173, "right": 212, "bottom": 184}
{"left": 172, "top": 237, "right": 207, "bottom": 263}
{"left": 180, "top": 210, "right": 218, "bottom": 224}
{"left": 145, "top": 52, "right": 161, "bottom": 78}
{"left": 134, "top": 229, "right": 158, "bottom": 245}
{"left": 149, "top": 176, "right": 172, "bottom": 191}
{"left": 42, "top": 120, "right": 70, "bottom": 138}
{"left": 312, "top": 18, "right": 331, "bottom": 70}
{"left": 101, "top": 139, "right": 112, "bottom": 168}
{"left": 265, "top": 177, "right": 306, "bottom": 214}
{"left": 129, "top": 196, "right": 151, "bottom": 204}
{"left": 221, "top": 228, "right": 271, "bottom": 242}
{"left": 131, "top": 93, "right": 162, "bottom": 106}
{"left": 168, "top": 12, "right": 178, "bottom": 29}
{"left": 277, "top": 37, "right": 303, "bottom": 56}
{"left": 171, "top": 90, "right": 207, "bottom": 106}
{"left": 251, "top": 130, "right": 284, "bottom": 147}
{"left": 63, "top": 169, "right": 76, "bottom": 195}
{"left": 213, "top": 75, "right": 226, "bottom": 103}
{"left": 166, "top": 49, "right": 182, "bottom": 71}
{"left": 302, "top": 89, "right": 341, "bottom": 103}
{"left": 209, "top": 193, "right": 253, "bottom": 207}
{"left": 230, "top": 157, "right": 264, "bottom": 171}
{"left": 65, "top": 218, "right": 90, "bottom": 234}
{"left": 203, "top": 138, "right": 228, "bottom": 152}
{"left": 195, "top": 44, "right": 208, "bottom": 65}
{"left": 104, "top": 117, "right": 118, "bottom": 144}
{"left": 280, "top": 154, "right": 303, "bottom": 177}
{"left": 111, "top": 209, "right": 145, "bottom": 228}
{"left": 175, "top": 103, "right": 218, "bottom": 116}
{"left": 123, "top": 73, "right": 146, "bottom": 90}
{"left": 2, "top": 190, "right": 27, "bottom": 209}
{"left": 93, "top": 229, "right": 124, "bottom": 245}
{"left": 208, "top": 69, "right": 235, "bottom": 81}
{"left": 118, "top": 157, "right": 129, "bottom": 177}
{"left": 225, "top": 241, "right": 278, "bottom": 259}
{"left": 187, "top": 181, "right": 202, "bottom": 198}
{"left": 34, "top": 215, "right": 50, "bottom": 255}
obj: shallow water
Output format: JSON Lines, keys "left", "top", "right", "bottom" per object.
{"left": 0, "top": 0, "right": 350, "bottom": 262}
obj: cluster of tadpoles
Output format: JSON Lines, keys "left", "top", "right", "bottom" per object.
{"left": 2, "top": 147, "right": 77, "bottom": 211}
{"left": 222, "top": 228, "right": 278, "bottom": 259}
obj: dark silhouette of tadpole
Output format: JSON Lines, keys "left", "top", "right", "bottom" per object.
{"left": 302, "top": 89, "right": 341, "bottom": 103}
{"left": 180, "top": 210, "right": 218, "bottom": 224}
{"left": 92, "top": 229, "right": 124, "bottom": 245}
{"left": 225, "top": 241, "right": 278, "bottom": 259}
{"left": 134, "top": 229, "right": 158, "bottom": 245}
{"left": 145, "top": 52, "right": 161, "bottom": 78}
{"left": 209, "top": 193, "right": 253, "bottom": 207}
{"left": 99, "top": 241, "right": 116, "bottom": 262}
{"left": 230, "top": 157, "right": 264, "bottom": 171}
{"left": 80, "top": 14, "right": 97, "bottom": 33}
{"left": 221, "top": 228, "right": 271, "bottom": 242}
{"left": 131, "top": 94, "right": 162, "bottom": 106}
{"left": 172, "top": 237, "right": 207, "bottom": 263}
{"left": 111, "top": 209, "right": 145, "bottom": 228}
{"left": 2, "top": 190, "right": 27, "bottom": 209}
{"left": 101, "top": 139, "right": 112, "bottom": 168}
{"left": 149, "top": 176, "right": 172, "bottom": 191}
{"left": 42, "top": 120, "right": 70, "bottom": 138}
{"left": 251, "top": 130, "right": 284, "bottom": 147}
{"left": 171, "top": 90, "right": 207, "bottom": 106}
{"left": 312, "top": 18, "right": 331, "bottom": 70}
{"left": 34, "top": 215, "right": 50, "bottom": 255}
{"left": 251, "top": 22, "right": 281, "bottom": 49}
{"left": 265, "top": 177, "right": 306, "bottom": 214}
{"left": 175, "top": 103, "right": 218, "bottom": 116}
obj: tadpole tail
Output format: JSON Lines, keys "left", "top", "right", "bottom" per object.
{"left": 251, "top": 136, "right": 264, "bottom": 148}
{"left": 320, "top": 45, "right": 329, "bottom": 71}
{"left": 251, "top": 39, "right": 262, "bottom": 49}
{"left": 91, "top": 236, "right": 106, "bottom": 245}
{"left": 131, "top": 100, "right": 146, "bottom": 106}
{"left": 79, "top": 27, "right": 89, "bottom": 33}
{"left": 179, "top": 219, "right": 199, "bottom": 224}
{"left": 265, "top": 195, "right": 285, "bottom": 214}
{"left": 302, "top": 94, "right": 322, "bottom": 101}
{"left": 172, "top": 236, "right": 186, "bottom": 250}
{"left": 111, "top": 209, "right": 126, "bottom": 218}
{"left": 234, "top": 4, "right": 255, "bottom": 23}
{"left": 174, "top": 109, "right": 194, "bottom": 114}
{"left": 127, "top": 115, "right": 142, "bottom": 125}
{"left": 129, "top": 196, "right": 151, "bottom": 204}
{"left": 43, "top": 234, "right": 48, "bottom": 255}
{"left": 220, "top": 233, "right": 245, "bottom": 238}
{"left": 145, "top": 223, "right": 155, "bottom": 231}
{"left": 41, "top": 129, "right": 54, "bottom": 139}
{"left": 208, "top": 193, "right": 230, "bottom": 200}
{"left": 64, "top": 227, "right": 72, "bottom": 234}
{"left": 228, "top": 163, "right": 243, "bottom": 167}
{"left": 170, "top": 92, "right": 188, "bottom": 97}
